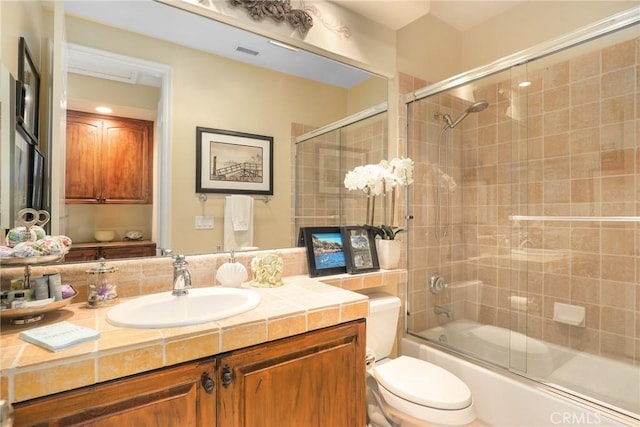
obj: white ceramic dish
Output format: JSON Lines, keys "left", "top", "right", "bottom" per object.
{"left": 94, "top": 230, "right": 115, "bottom": 242}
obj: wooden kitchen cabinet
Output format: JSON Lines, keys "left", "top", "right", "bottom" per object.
{"left": 64, "top": 241, "right": 156, "bottom": 261}
{"left": 65, "top": 110, "right": 153, "bottom": 204}
{"left": 217, "top": 319, "right": 366, "bottom": 427}
{"left": 13, "top": 357, "right": 216, "bottom": 426}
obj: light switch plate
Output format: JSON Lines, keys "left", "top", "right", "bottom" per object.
{"left": 195, "top": 215, "right": 214, "bottom": 229}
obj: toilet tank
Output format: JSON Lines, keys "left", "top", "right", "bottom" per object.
{"left": 362, "top": 291, "right": 401, "bottom": 361}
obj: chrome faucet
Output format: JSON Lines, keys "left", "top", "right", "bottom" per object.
{"left": 172, "top": 254, "right": 192, "bottom": 296}
{"left": 434, "top": 305, "right": 452, "bottom": 320}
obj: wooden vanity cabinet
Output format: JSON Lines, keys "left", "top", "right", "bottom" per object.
{"left": 65, "top": 111, "right": 153, "bottom": 204}
{"left": 217, "top": 319, "right": 366, "bottom": 427}
{"left": 13, "top": 320, "right": 366, "bottom": 427}
{"left": 13, "top": 357, "right": 216, "bottom": 426}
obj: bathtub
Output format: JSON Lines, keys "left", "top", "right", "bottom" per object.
{"left": 402, "top": 320, "right": 639, "bottom": 426}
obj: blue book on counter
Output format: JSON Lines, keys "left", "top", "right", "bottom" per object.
{"left": 18, "top": 321, "right": 100, "bottom": 352}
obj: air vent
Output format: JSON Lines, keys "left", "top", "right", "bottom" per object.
{"left": 235, "top": 46, "right": 259, "bottom": 56}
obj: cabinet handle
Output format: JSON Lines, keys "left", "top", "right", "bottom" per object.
{"left": 201, "top": 372, "right": 215, "bottom": 394}
{"left": 222, "top": 365, "right": 235, "bottom": 388}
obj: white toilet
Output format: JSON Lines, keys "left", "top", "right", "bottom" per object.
{"left": 364, "top": 291, "right": 476, "bottom": 426}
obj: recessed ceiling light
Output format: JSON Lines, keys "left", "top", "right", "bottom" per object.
{"left": 96, "top": 106, "right": 113, "bottom": 114}
{"left": 518, "top": 81, "right": 531, "bottom": 88}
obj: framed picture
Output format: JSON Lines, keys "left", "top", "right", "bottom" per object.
{"left": 11, "top": 129, "right": 30, "bottom": 226}
{"left": 341, "top": 226, "right": 379, "bottom": 274}
{"left": 29, "top": 145, "right": 45, "bottom": 210}
{"left": 17, "top": 37, "right": 40, "bottom": 144}
{"left": 301, "top": 226, "right": 347, "bottom": 277}
{"left": 196, "top": 127, "right": 273, "bottom": 195}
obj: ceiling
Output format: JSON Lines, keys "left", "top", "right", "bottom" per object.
{"left": 63, "top": 0, "right": 523, "bottom": 89}
{"left": 332, "top": 0, "right": 524, "bottom": 31}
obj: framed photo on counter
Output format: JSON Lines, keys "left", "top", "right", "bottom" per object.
{"left": 301, "top": 226, "right": 347, "bottom": 277}
{"left": 341, "top": 226, "right": 379, "bottom": 274}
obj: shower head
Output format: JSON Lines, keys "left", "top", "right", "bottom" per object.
{"left": 443, "top": 100, "right": 489, "bottom": 129}
{"left": 467, "top": 100, "right": 489, "bottom": 113}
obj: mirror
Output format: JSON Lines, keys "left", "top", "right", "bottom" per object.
{"left": 57, "top": 1, "right": 387, "bottom": 260}
{"left": 58, "top": 0, "right": 387, "bottom": 259}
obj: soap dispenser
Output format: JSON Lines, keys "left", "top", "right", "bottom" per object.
{"left": 215, "top": 250, "right": 248, "bottom": 287}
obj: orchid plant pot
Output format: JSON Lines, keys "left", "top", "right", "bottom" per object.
{"left": 375, "top": 239, "right": 402, "bottom": 270}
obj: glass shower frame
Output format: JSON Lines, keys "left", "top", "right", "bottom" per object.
{"left": 404, "top": 7, "right": 639, "bottom": 420}
{"left": 294, "top": 105, "right": 388, "bottom": 240}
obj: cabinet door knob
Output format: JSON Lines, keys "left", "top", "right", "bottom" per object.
{"left": 201, "top": 372, "right": 215, "bottom": 394}
{"left": 221, "top": 365, "right": 235, "bottom": 388}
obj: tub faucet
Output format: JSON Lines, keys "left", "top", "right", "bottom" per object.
{"left": 434, "top": 305, "right": 452, "bottom": 320}
{"left": 172, "top": 254, "right": 192, "bottom": 296}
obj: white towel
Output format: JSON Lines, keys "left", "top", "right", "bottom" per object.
{"left": 229, "top": 195, "right": 252, "bottom": 231}
{"left": 224, "top": 195, "right": 254, "bottom": 251}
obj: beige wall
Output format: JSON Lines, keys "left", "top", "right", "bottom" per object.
{"left": 396, "top": 14, "right": 462, "bottom": 85}
{"left": 461, "top": 0, "right": 638, "bottom": 70}
{"left": 67, "top": 74, "right": 160, "bottom": 117}
{"left": 347, "top": 76, "right": 388, "bottom": 114}
{"left": 0, "top": 1, "right": 44, "bottom": 77}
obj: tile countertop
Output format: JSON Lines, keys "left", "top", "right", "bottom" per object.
{"left": 0, "top": 275, "right": 370, "bottom": 403}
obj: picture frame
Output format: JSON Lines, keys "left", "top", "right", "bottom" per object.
{"left": 28, "top": 145, "right": 45, "bottom": 210}
{"left": 196, "top": 127, "right": 273, "bottom": 195}
{"left": 17, "top": 37, "right": 40, "bottom": 144}
{"left": 11, "top": 128, "right": 30, "bottom": 227}
{"left": 301, "top": 226, "right": 347, "bottom": 277}
{"left": 341, "top": 225, "right": 379, "bottom": 274}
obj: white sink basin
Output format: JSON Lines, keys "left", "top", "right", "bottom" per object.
{"left": 106, "top": 287, "right": 261, "bottom": 328}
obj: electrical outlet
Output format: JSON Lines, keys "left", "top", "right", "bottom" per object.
{"left": 195, "top": 215, "right": 214, "bottom": 229}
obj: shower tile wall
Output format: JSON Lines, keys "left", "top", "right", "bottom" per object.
{"left": 406, "top": 34, "right": 639, "bottom": 366}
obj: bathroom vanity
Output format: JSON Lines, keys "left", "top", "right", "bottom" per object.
{"left": 12, "top": 320, "right": 365, "bottom": 426}
{"left": 2, "top": 272, "right": 375, "bottom": 426}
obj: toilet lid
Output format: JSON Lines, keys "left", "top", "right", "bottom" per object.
{"left": 373, "top": 356, "right": 472, "bottom": 410}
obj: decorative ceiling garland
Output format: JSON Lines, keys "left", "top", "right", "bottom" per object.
{"left": 303, "top": 3, "right": 351, "bottom": 38}
{"left": 229, "top": 0, "right": 313, "bottom": 35}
